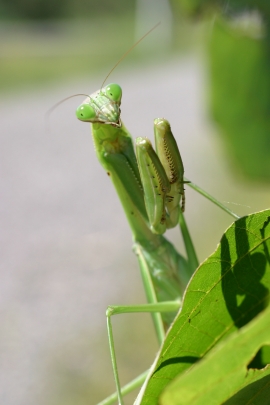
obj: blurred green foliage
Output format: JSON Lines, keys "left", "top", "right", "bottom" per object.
{"left": 0, "top": 0, "right": 136, "bottom": 20}
{"left": 0, "top": 16, "right": 137, "bottom": 93}
{"left": 172, "top": 0, "right": 270, "bottom": 19}
{"left": 0, "top": 13, "right": 197, "bottom": 94}
{"left": 173, "top": 0, "right": 270, "bottom": 181}
{"left": 209, "top": 19, "right": 270, "bottom": 180}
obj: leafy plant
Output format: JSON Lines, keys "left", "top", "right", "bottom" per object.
{"left": 172, "top": 0, "right": 270, "bottom": 180}
{"left": 136, "top": 209, "right": 270, "bottom": 404}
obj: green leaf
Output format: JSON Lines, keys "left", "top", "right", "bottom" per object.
{"left": 160, "top": 306, "right": 270, "bottom": 405}
{"left": 135, "top": 209, "right": 270, "bottom": 405}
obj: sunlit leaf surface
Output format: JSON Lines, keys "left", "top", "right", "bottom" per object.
{"left": 161, "top": 307, "right": 270, "bottom": 405}
{"left": 136, "top": 209, "right": 270, "bottom": 405}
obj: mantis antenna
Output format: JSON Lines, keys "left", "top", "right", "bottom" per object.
{"left": 45, "top": 93, "right": 91, "bottom": 122}
{"left": 46, "top": 21, "right": 161, "bottom": 128}
{"left": 45, "top": 94, "right": 91, "bottom": 133}
{"left": 100, "top": 21, "right": 161, "bottom": 89}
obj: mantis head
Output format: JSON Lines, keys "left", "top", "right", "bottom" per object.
{"left": 76, "top": 83, "right": 122, "bottom": 127}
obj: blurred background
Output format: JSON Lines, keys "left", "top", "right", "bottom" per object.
{"left": 1, "top": 0, "right": 269, "bottom": 404}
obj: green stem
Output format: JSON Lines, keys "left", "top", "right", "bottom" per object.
{"left": 178, "top": 210, "right": 199, "bottom": 275}
{"left": 185, "top": 178, "right": 240, "bottom": 220}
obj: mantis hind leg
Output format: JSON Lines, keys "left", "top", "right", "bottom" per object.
{"left": 104, "top": 240, "right": 182, "bottom": 405}
{"left": 105, "top": 301, "right": 181, "bottom": 405}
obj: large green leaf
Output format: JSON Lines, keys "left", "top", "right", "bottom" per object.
{"left": 160, "top": 306, "right": 270, "bottom": 405}
{"left": 135, "top": 209, "right": 270, "bottom": 405}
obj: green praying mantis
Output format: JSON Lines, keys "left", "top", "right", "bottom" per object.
{"left": 76, "top": 82, "right": 193, "bottom": 405}
{"left": 48, "top": 24, "right": 240, "bottom": 405}
{"left": 75, "top": 83, "right": 239, "bottom": 405}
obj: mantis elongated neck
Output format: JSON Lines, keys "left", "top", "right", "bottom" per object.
{"left": 91, "top": 122, "right": 163, "bottom": 249}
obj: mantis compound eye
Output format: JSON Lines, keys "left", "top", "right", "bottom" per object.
{"left": 105, "top": 84, "right": 122, "bottom": 102}
{"left": 76, "top": 104, "right": 96, "bottom": 122}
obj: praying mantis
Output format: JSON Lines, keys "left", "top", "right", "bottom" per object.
{"left": 76, "top": 84, "right": 194, "bottom": 405}
{"left": 75, "top": 79, "right": 239, "bottom": 404}
{"left": 47, "top": 24, "right": 240, "bottom": 405}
